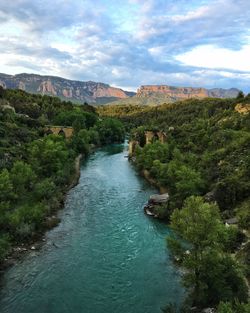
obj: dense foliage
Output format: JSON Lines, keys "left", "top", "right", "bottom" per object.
{"left": 102, "top": 98, "right": 250, "bottom": 213}
{"left": 167, "top": 196, "right": 248, "bottom": 308}
{"left": 0, "top": 87, "right": 125, "bottom": 262}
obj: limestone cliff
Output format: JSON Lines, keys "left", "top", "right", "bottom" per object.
{"left": 0, "top": 73, "right": 135, "bottom": 104}
{"left": 136, "top": 85, "right": 239, "bottom": 101}
{"left": 137, "top": 85, "right": 208, "bottom": 100}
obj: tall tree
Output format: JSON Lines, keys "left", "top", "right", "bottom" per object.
{"left": 167, "top": 196, "right": 248, "bottom": 307}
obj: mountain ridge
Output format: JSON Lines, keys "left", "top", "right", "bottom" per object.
{"left": 136, "top": 85, "right": 240, "bottom": 99}
{"left": 107, "top": 85, "right": 240, "bottom": 106}
{"left": 0, "top": 73, "right": 241, "bottom": 106}
{"left": 0, "top": 73, "right": 135, "bottom": 104}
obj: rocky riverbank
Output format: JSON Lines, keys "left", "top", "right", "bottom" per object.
{"left": 142, "top": 169, "right": 168, "bottom": 194}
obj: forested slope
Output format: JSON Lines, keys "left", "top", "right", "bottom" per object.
{"left": 0, "top": 87, "right": 125, "bottom": 263}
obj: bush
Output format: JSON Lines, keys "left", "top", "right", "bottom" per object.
{"left": 217, "top": 302, "right": 233, "bottom": 313}
{"left": 34, "top": 178, "right": 56, "bottom": 200}
{"left": 9, "top": 203, "right": 47, "bottom": 231}
{"left": 217, "top": 301, "right": 250, "bottom": 313}
{"left": 235, "top": 199, "right": 250, "bottom": 230}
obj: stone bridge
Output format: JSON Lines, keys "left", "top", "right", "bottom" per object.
{"left": 129, "top": 130, "right": 167, "bottom": 156}
{"left": 44, "top": 126, "right": 74, "bottom": 139}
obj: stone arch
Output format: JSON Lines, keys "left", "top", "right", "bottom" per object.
{"left": 145, "top": 130, "right": 167, "bottom": 145}
{"left": 157, "top": 132, "right": 167, "bottom": 143}
{"left": 151, "top": 132, "right": 159, "bottom": 143}
{"left": 58, "top": 129, "right": 66, "bottom": 137}
{"left": 44, "top": 126, "right": 74, "bottom": 139}
{"left": 129, "top": 130, "right": 167, "bottom": 156}
{"left": 45, "top": 129, "right": 53, "bottom": 135}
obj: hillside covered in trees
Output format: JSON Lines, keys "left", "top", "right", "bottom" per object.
{"left": 99, "top": 96, "right": 250, "bottom": 312}
{"left": 0, "top": 87, "right": 125, "bottom": 265}
{"left": 99, "top": 96, "right": 250, "bottom": 213}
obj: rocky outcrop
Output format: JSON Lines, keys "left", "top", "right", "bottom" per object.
{"left": 0, "top": 73, "right": 135, "bottom": 104}
{"left": 137, "top": 85, "right": 208, "bottom": 99}
{"left": 38, "top": 80, "right": 57, "bottom": 96}
{"left": 0, "top": 73, "right": 241, "bottom": 106}
{"left": 18, "top": 81, "right": 26, "bottom": 91}
{"left": 93, "top": 86, "right": 128, "bottom": 98}
{"left": 235, "top": 103, "right": 250, "bottom": 114}
{"left": 62, "top": 88, "right": 73, "bottom": 98}
{"left": 0, "top": 80, "right": 6, "bottom": 88}
{"left": 136, "top": 85, "right": 240, "bottom": 101}
{"left": 144, "top": 193, "right": 170, "bottom": 219}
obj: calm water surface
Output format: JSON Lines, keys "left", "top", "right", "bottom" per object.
{"left": 0, "top": 144, "right": 183, "bottom": 313}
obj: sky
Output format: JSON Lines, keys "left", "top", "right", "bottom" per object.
{"left": 0, "top": 0, "right": 250, "bottom": 92}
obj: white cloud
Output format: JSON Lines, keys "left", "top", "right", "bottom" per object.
{"left": 0, "top": 0, "right": 250, "bottom": 92}
{"left": 176, "top": 44, "right": 250, "bottom": 72}
{"left": 148, "top": 46, "right": 164, "bottom": 56}
{"left": 171, "top": 5, "right": 210, "bottom": 23}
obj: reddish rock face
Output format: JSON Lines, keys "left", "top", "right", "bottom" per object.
{"left": 0, "top": 80, "right": 6, "bottom": 88}
{"left": 18, "top": 81, "right": 26, "bottom": 90}
{"left": 93, "top": 86, "right": 128, "bottom": 98}
{"left": 62, "top": 88, "right": 73, "bottom": 98}
{"left": 38, "top": 80, "right": 57, "bottom": 96}
{"left": 136, "top": 85, "right": 209, "bottom": 99}
{"left": 0, "top": 73, "right": 134, "bottom": 104}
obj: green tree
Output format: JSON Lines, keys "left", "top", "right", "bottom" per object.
{"left": 0, "top": 169, "right": 14, "bottom": 201}
{"left": 236, "top": 91, "right": 244, "bottom": 100}
{"left": 167, "top": 162, "right": 204, "bottom": 204}
{"left": 34, "top": 178, "right": 56, "bottom": 200}
{"left": 96, "top": 118, "right": 125, "bottom": 144}
{"left": 217, "top": 302, "right": 234, "bottom": 313}
{"left": 235, "top": 199, "right": 250, "bottom": 229}
{"left": 10, "top": 161, "right": 36, "bottom": 195}
{"left": 28, "top": 135, "right": 69, "bottom": 178}
{"left": 167, "top": 196, "right": 247, "bottom": 306}
{"left": 0, "top": 85, "right": 5, "bottom": 98}
{"left": 218, "top": 301, "right": 250, "bottom": 313}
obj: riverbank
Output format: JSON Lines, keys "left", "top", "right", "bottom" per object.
{"left": 142, "top": 169, "right": 168, "bottom": 194}
{"left": 67, "top": 154, "right": 82, "bottom": 191}
{"left": 0, "top": 154, "right": 83, "bottom": 274}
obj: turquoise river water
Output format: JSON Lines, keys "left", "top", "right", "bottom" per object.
{"left": 0, "top": 144, "right": 183, "bottom": 313}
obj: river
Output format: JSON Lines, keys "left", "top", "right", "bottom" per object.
{"left": 0, "top": 144, "right": 183, "bottom": 313}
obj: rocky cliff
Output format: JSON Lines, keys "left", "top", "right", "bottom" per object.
{"left": 0, "top": 73, "right": 135, "bottom": 104}
{"left": 0, "top": 73, "right": 240, "bottom": 106}
{"left": 136, "top": 85, "right": 240, "bottom": 101}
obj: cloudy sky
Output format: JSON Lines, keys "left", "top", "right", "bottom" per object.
{"left": 0, "top": 0, "right": 250, "bottom": 91}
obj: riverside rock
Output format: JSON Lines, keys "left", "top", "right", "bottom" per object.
{"left": 144, "top": 193, "right": 169, "bottom": 219}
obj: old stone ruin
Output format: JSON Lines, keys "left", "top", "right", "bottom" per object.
{"left": 128, "top": 130, "right": 167, "bottom": 156}
{"left": 44, "top": 126, "right": 74, "bottom": 139}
